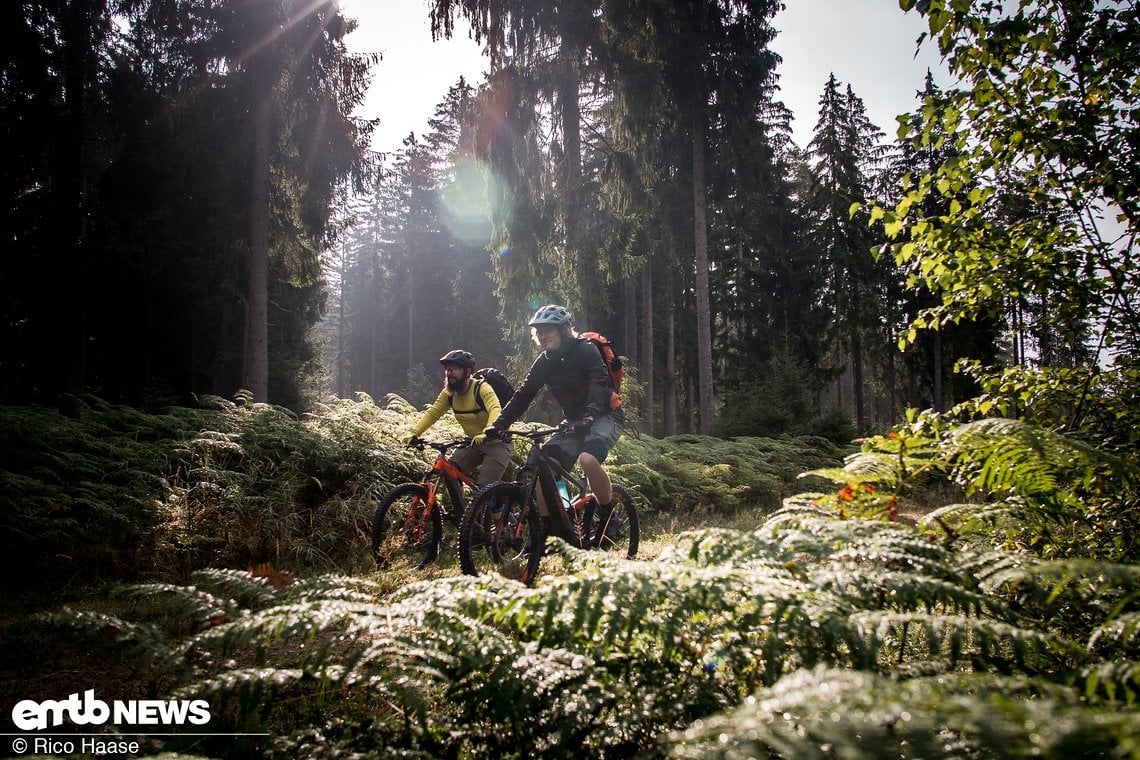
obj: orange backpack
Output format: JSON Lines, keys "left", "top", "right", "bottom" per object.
{"left": 579, "top": 331, "right": 622, "bottom": 410}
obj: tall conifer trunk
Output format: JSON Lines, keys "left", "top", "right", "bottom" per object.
{"left": 559, "top": 39, "right": 587, "bottom": 324}
{"left": 624, "top": 280, "right": 638, "bottom": 372}
{"left": 641, "top": 262, "right": 654, "bottom": 432}
{"left": 692, "top": 113, "right": 715, "bottom": 434}
{"left": 243, "top": 94, "right": 271, "bottom": 402}
{"left": 664, "top": 283, "right": 677, "bottom": 436}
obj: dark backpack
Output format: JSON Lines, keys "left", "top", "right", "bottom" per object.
{"left": 472, "top": 367, "right": 514, "bottom": 411}
{"left": 579, "top": 331, "right": 623, "bottom": 410}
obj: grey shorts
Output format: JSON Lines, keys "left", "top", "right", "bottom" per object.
{"left": 451, "top": 440, "right": 512, "bottom": 487}
{"left": 543, "top": 413, "right": 623, "bottom": 471}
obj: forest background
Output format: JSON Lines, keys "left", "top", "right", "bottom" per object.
{"left": 5, "top": 0, "right": 1100, "bottom": 440}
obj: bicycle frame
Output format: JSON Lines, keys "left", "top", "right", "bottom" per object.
{"left": 510, "top": 427, "right": 597, "bottom": 548}
{"left": 410, "top": 441, "right": 477, "bottom": 527}
{"left": 458, "top": 425, "right": 638, "bottom": 582}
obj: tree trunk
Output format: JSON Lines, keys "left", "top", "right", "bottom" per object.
{"left": 337, "top": 246, "right": 347, "bottom": 399}
{"left": 685, "top": 374, "right": 696, "bottom": 434}
{"left": 691, "top": 114, "right": 715, "bottom": 434}
{"left": 641, "top": 261, "right": 654, "bottom": 433}
{"left": 664, "top": 266, "right": 677, "bottom": 436}
{"left": 932, "top": 328, "right": 944, "bottom": 412}
{"left": 407, "top": 278, "right": 415, "bottom": 372}
{"left": 559, "top": 48, "right": 587, "bottom": 325}
{"left": 624, "top": 279, "right": 638, "bottom": 368}
{"left": 60, "top": 0, "right": 99, "bottom": 394}
{"left": 242, "top": 93, "right": 272, "bottom": 402}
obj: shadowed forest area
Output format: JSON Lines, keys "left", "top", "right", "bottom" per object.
{"left": 2, "top": 0, "right": 1139, "bottom": 757}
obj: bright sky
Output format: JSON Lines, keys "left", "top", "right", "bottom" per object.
{"left": 338, "top": 0, "right": 950, "bottom": 154}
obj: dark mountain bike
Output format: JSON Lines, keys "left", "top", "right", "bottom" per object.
{"left": 370, "top": 438, "right": 475, "bottom": 569}
{"left": 457, "top": 425, "right": 639, "bottom": 584}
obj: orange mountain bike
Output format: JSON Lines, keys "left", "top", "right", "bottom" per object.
{"left": 456, "top": 425, "right": 639, "bottom": 584}
{"left": 370, "top": 438, "right": 476, "bottom": 569}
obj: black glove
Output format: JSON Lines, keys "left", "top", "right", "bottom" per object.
{"left": 407, "top": 435, "right": 424, "bottom": 448}
{"left": 484, "top": 425, "right": 505, "bottom": 441}
{"left": 563, "top": 417, "right": 594, "bottom": 434}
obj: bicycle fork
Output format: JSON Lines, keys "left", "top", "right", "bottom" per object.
{"left": 398, "top": 487, "right": 428, "bottom": 534}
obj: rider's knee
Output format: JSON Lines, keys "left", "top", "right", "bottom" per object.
{"left": 578, "top": 451, "right": 600, "bottom": 469}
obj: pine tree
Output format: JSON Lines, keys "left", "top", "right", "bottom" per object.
{"left": 802, "top": 75, "right": 889, "bottom": 431}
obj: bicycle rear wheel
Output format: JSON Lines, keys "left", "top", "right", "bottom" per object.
{"left": 457, "top": 482, "right": 540, "bottom": 582}
{"left": 593, "top": 483, "right": 639, "bottom": 559}
{"left": 371, "top": 483, "right": 442, "bottom": 570}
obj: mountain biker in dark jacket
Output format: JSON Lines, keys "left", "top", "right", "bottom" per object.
{"left": 487, "top": 304, "right": 623, "bottom": 529}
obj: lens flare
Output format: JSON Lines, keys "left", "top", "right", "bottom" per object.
{"left": 439, "top": 158, "right": 510, "bottom": 247}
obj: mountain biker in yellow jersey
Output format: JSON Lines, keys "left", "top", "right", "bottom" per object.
{"left": 485, "top": 305, "right": 624, "bottom": 540}
{"left": 407, "top": 350, "right": 511, "bottom": 487}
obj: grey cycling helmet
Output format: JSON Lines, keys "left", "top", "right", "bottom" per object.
{"left": 528, "top": 304, "right": 573, "bottom": 327}
{"left": 439, "top": 349, "right": 476, "bottom": 369}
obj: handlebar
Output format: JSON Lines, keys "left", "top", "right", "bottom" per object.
{"left": 407, "top": 438, "right": 470, "bottom": 455}
{"left": 488, "top": 425, "right": 565, "bottom": 442}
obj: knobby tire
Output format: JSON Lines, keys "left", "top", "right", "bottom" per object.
{"left": 457, "top": 482, "right": 539, "bottom": 582}
{"left": 371, "top": 482, "right": 442, "bottom": 570}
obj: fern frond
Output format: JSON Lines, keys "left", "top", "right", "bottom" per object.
{"left": 113, "top": 582, "right": 246, "bottom": 630}
{"left": 665, "top": 666, "right": 1140, "bottom": 759}
{"left": 981, "top": 558, "right": 1140, "bottom": 642}
{"left": 1090, "top": 613, "right": 1140, "bottom": 656}
{"left": 1079, "top": 659, "right": 1140, "bottom": 706}
{"left": 35, "top": 609, "right": 190, "bottom": 678}
{"left": 848, "top": 611, "right": 1082, "bottom": 672}
{"left": 814, "top": 567, "right": 1004, "bottom": 619}
{"left": 919, "top": 498, "right": 1070, "bottom": 540}
{"left": 804, "top": 450, "right": 905, "bottom": 488}
{"left": 656, "top": 526, "right": 789, "bottom": 570}
{"left": 948, "top": 418, "right": 1139, "bottom": 502}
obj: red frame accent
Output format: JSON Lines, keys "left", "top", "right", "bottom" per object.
{"left": 433, "top": 454, "right": 475, "bottom": 487}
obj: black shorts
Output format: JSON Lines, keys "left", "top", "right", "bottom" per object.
{"left": 542, "top": 413, "right": 623, "bottom": 471}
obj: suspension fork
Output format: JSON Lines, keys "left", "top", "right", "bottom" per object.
{"left": 413, "top": 478, "right": 438, "bottom": 523}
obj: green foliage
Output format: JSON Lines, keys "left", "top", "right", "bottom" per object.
{"left": 607, "top": 432, "right": 845, "bottom": 515}
{"left": 668, "top": 667, "right": 1140, "bottom": 758}
{"left": 0, "top": 394, "right": 428, "bottom": 595}
{"left": 716, "top": 357, "right": 857, "bottom": 444}
{"left": 0, "top": 395, "right": 834, "bottom": 599}
{"left": 0, "top": 400, "right": 189, "bottom": 595}
{"left": 14, "top": 496, "right": 1139, "bottom": 757}
{"left": 955, "top": 360, "right": 1140, "bottom": 450}
{"left": 396, "top": 363, "right": 439, "bottom": 410}
{"left": 5, "top": 379, "right": 1140, "bottom": 757}
{"left": 811, "top": 407, "right": 1140, "bottom": 564}
{"left": 878, "top": 1, "right": 1139, "bottom": 364}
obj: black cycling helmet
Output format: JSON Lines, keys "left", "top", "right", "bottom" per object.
{"left": 528, "top": 304, "right": 573, "bottom": 327}
{"left": 439, "top": 349, "right": 476, "bottom": 369}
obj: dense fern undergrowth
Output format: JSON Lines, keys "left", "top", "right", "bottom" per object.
{"left": 2, "top": 379, "right": 1139, "bottom": 758}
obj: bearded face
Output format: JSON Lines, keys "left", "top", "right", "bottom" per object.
{"left": 444, "top": 364, "right": 472, "bottom": 392}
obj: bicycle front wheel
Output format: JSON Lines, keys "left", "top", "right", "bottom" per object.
{"left": 371, "top": 483, "right": 442, "bottom": 570}
{"left": 457, "top": 482, "right": 540, "bottom": 582}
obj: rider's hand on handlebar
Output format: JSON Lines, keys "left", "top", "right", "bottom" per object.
{"left": 484, "top": 424, "right": 506, "bottom": 441}
{"left": 561, "top": 417, "right": 594, "bottom": 434}
{"left": 406, "top": 435, "right": 424, "bottom": 448}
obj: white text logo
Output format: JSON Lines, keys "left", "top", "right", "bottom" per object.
{"left": 11, "top": 690, "right": 211, "bottom": 731}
